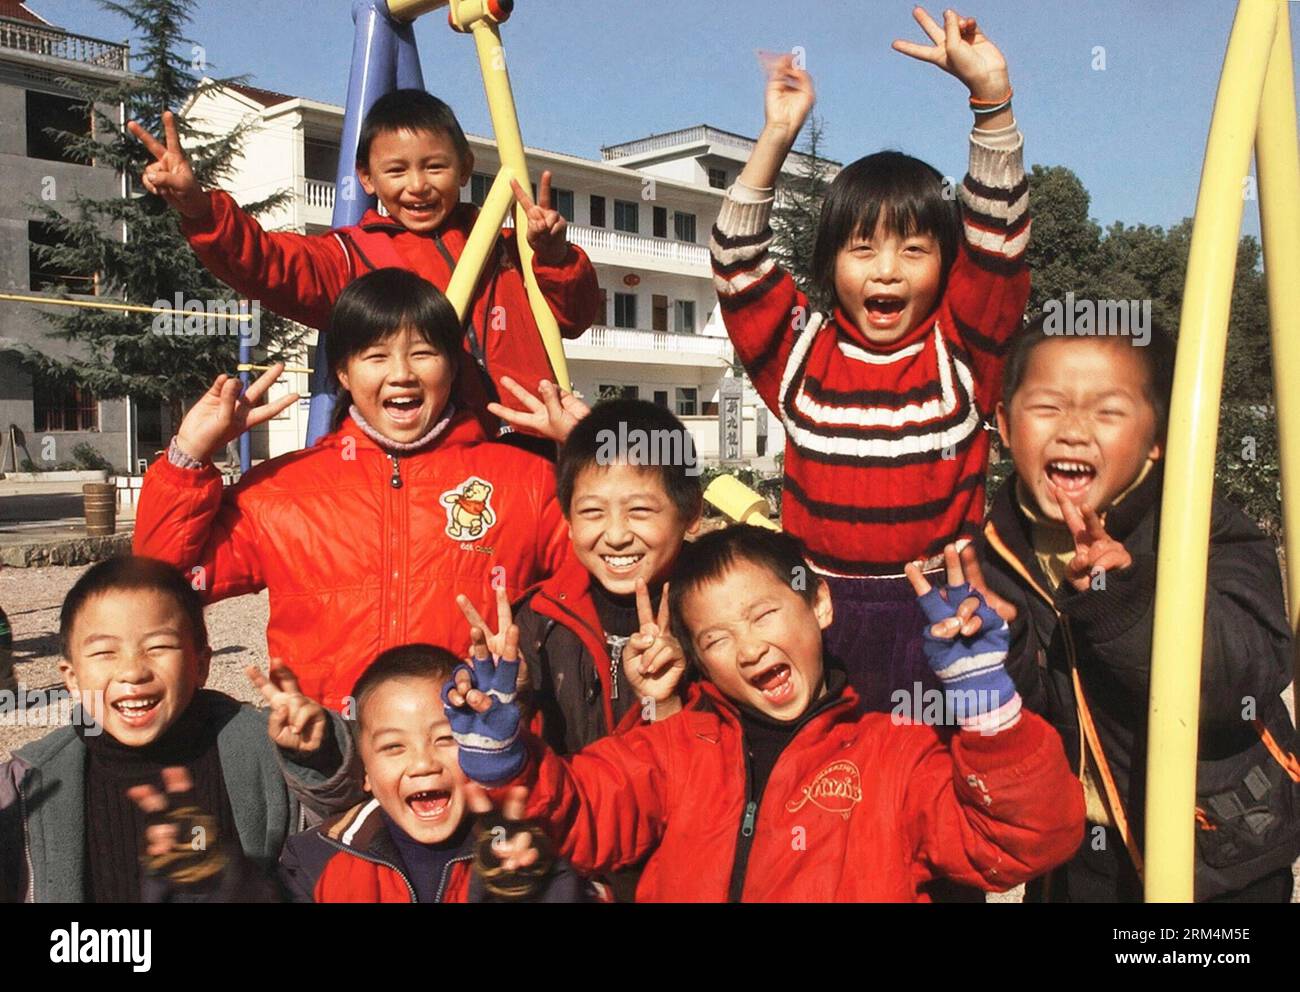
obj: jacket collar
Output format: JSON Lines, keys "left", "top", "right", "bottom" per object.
{"left": 329, "top": 406, "right": 486, "bottom": 454}
{"left": 692, "top": 670, "right": 858, "bottom": 736}
{"left": 356, "top": 202, "right": 480, "bottom": 248}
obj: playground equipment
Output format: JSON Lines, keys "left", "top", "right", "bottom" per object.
{"left": 703, "top": 475, "right": 779, "bottom": 531}
{"left": 304, "top": 0, "right": 568, "bottom": 448}
{"left": 1143, "top": 0, "right": 1300, "bottom": 902}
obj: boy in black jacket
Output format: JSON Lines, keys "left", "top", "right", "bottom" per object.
{"left": 974, "top": 311, "right": 1299, "bottom": 902}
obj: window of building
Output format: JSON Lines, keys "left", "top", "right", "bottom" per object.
{"left": 29, "top": 221, "right": 95, "bottom": 294}
{"left": 26, "top": 91, "right": 91, "bottom": 164}
{"left": 597, "top": 287, "right": 608, "bottom": 324}
{"left": 598, "top": 384, "right": 639, "bottom": 401}
{"left": 614, "top": 199, "right": 639, "bottom": 233}
{"left": 653, "top": 205, "right": 667, "bottom": 238}
{"left": 675, "top": 299, "right": 696, "bottom": 333}
{"left": 674, "top": 211, "right": 697, "bottom": 243}
{"left": 33, "top": 375, "right": 99, "bottom": 432}
{"left": 470, "top": 172, "right": 494, "bottom": 206}
{"left": 303, "top": 138, "right": 340, "bottom": 182}
{"left": 676, "top": 387, "right": 698, "bottom": 417}
{"left": 708, "top": 167, "right": 728, "bottom": 189}
{"left": 653, "top": 390, "right": 669, "bottom": 408}
{"left": 589, "top": 194, "right": 606, "bottom": 228}
{"left": 551, "top": 187, "right": 574, "bottom": 221}
{"left": 613, "top": 292, "right": 637, "bottom": 328}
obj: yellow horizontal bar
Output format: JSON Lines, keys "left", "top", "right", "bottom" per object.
{"left": 386, "top": 0, "right": 449, "bottom": 21}
{"left": 0, "top": 291, "right": 254, "bottom": 320}
{"left": 237, "top": 364, "right": 312, "bottom": 374}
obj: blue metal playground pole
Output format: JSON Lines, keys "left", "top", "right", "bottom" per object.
{"left": 305, "top": 0, "right": 416, "bottom": 445}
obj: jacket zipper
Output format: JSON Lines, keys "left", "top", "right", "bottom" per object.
{"left": 434, "top": 854, "right": 475, "bottom": 902}
{"left": 18, "top": 785, "right": 35, "bottom": 903}
{"left": 388, "top": 452, "right": 402, "bottom": 489}
{"left": 726, "top": 746, "right": 758, "bottom": 903}
{"left": 319, "top": 836, "right": 418, "bottom": 902}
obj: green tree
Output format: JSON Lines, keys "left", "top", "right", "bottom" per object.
{"left": 770, "top": 113, "right": 835, "bottom": 312}
{"left": 21, "top": 0, "right": 301, "bottom": 413}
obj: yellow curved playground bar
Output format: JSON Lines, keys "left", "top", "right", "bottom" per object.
{"left": 1145, "top": 0, "right": 1300, "bottom": 902}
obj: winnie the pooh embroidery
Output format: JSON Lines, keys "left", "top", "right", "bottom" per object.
{"left": 441, "top": 477, "right": 497, "bottom": 540}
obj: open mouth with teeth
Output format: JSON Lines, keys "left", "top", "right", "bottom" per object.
{"left": 863, "top": 296, "right": 907, "bottom": 328}
{"left": 1045, "top": 459, "right": 1098, "bottom": 496}
{"left": 382, "top": 395, "right": 425, "bottom": 426}
{"left": 401, "top": 202, "right": 440, "bottom": 219}
{"left": 600, "top": 553, "right": 645, "bottom": 574}
{"left": 406, "top": 789, "right": 453, "bottom": 820}
{"left": 749, "top": 663, "right": 796, "bottom": 705}
{"left": 111, "top": 695, "right": 162, "bottom": 725}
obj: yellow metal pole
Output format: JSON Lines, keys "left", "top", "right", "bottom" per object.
{"left": 462, "top": 10, "right": 571, "bottom": 388}
{"left": 1255, "top": 0, "right": 1300, "bottom": 693}
{"left": 384, "top": 0, "right": 450, "bottom": 21}
{"left": 444, "top": 166, "right": 516, "bottom": 317}
{"left": 1144, "top": 0, "right": 1279, "bottom": 903}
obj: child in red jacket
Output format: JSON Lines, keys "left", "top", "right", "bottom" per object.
{"left": 711, "top": 8, "right": 1030, "bottom": 711}
{"left": 443, "top": 525, "right": 1084, "bottom": 902}
{"left": 133, "top": 269, "right": 571, "bottom": 710}
{"left": 130, "top": 90, "right": 601, "bottom": 438}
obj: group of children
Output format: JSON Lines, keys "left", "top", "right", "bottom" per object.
{"left": 2, "top": 7, "right": 1296, "bottom": 903}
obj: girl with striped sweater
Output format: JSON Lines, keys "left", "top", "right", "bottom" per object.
{"left": 710, "top": 7, "right": 1030, "bottom": 714}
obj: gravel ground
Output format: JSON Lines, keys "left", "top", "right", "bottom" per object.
{"left": 2, "top": 563, "right": 1294, "bottom": 902}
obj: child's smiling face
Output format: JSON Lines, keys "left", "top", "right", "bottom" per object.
{"left": 998, "top": 337, "right": 1162, "bottom": 521}
{"left": 359, "top": 676, "right": 469, "bottom": 844}
{"left": 356, "top": 127, "right": 471, "bottom": 235}
{"left": 567, "top": 463, "right": 700, "bottom": 597}
{"left": 337, "top": 324, "right": 455, "bottom": 443}
{"left": 680, "top": 560, "right": 833, "bottom": 720}
{"left": 833, "top": 215, "right": 943, "bottom": 346}
{"left": 59, "top": 589, "right": 210, "bottom": 747}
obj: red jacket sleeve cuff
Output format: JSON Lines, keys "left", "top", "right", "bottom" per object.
{"left": 178, "top": 189, "right": 234, "bottom": 246}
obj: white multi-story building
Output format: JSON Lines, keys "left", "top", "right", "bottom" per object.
{"left": 185, "top": 84, "right": 838, "bottom": 468}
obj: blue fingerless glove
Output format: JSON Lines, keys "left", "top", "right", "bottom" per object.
{"left": 916, "top": 583, "right": 1021, "bottom": 734}
{"left": 441, "top": 656, "right": 526, "bottom": 784}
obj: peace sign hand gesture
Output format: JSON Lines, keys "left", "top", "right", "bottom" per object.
{"left": 175, "top": 362, "right": 300, "bottom": 465}
{"left": 127, "top": 110, "right": 210, "bottom": 219}
{"left": 892, "top": 7, "right": 1011, "bottom": 102}
{"left": 622, "top": 579, "right": 686, "bottom": 717}
{"left": 245, "top": 660, "right": 328, "bottom": 755}
{"left": 457, "top": 586, "right": 529, "bottom": 692}
{"left": 1048, "top": 480, "right": 1133, "bottom": 592}
{"left": 487, "top": 376, "right": 590, "bottom": 444}
{"left": 511, "top": 171, "right": 569, "bottom": 266}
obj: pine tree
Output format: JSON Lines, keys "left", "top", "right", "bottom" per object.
{"left": 769, "top": 113, "right": 835, "bottom": 313}
{"left": 20, "top": 0, "right": 301, "bottom": 412}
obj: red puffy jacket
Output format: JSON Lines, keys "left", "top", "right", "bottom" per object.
{"left": 502, "top": 681, "right": 1085, "bottom": 901}
{"left": 180, "top": 193, "right": 602, "bottom": 430}
{"left": 133, "top": 411, "right": 571, "bottom": 709}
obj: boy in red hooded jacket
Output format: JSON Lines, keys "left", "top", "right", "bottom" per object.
{"left": 130, "top": 91, "right": 600, "bottom": 437}
{"left": 443, "top": 524, "right": 1085, "bottom": 902}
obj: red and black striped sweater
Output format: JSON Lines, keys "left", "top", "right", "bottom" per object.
{"left": 710, "top": 125, "right": 1030, "bottom": 576}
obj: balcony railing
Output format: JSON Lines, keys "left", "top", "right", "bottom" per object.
{"left": 566, "top": 225, "right": 709, "bottom": 268}
{"left": 0, "top": 20, "right": 129, "bottom": 71}
{"left": 303, "top": 178, "right": 335, "bottom": 211}
{"left": 570, "top": 325, "right": 732, "bottom": 361}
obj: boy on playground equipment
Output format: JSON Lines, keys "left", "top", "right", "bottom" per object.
{"left": 130, "top": 90, "right": 601, "bottom": 443}
{"left": 709, "top": 7, "right": 1030, "bottom": 713}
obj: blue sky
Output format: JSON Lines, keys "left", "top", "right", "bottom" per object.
{"left": 42, "top": 0, "right": 1300, "bottom": 239}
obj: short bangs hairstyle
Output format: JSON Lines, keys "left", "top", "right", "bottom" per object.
{"left": 667, "top": 525, "right": 818, "bottom": 662}
{"left": 1001, "top": 310, "right": 1177, "bottom": 436}
{"left": 355, "top": 89, "right": 471, "bottom": 170}
{"left": 326, "top": 268, "right": 463, "bottom": 431}
{"left": 350, "top": 643, "right": 462, "bottom": 728}
{"left": 60, "top": 556, "right": 208, "bottom": 657}
{"left": 556, "top": 398, "right": 704, "bottom": 522}
{"left": 811, "top": 151, "right": 961, "bottom": 304}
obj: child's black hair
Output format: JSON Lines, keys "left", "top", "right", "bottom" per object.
{"left": 355, "top": 88, "right": 471, "bottom": 170}
{"left": 556, "top": 398, "right": 704, "bottom": 522}
{"left": 350, "top": 643, "right": 462, "bottom": 727}
{"left": 667, "top": 525, "right": 820, "bottom": 662}
{"left": 1001, "top": 309, "right": 1177, "bottom": 436}
{"left": 326, "top": 268, "right": 463, "bottom": 432}
{"left": 811, "top": 151, "right": 961, "bottom": 308}
{"left": 59, "top": 556, "right": 208, "bottom": 657}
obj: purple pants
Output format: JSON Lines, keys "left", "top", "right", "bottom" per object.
{"left": 821, "top": 571, "right": 944, "bottom": 716}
